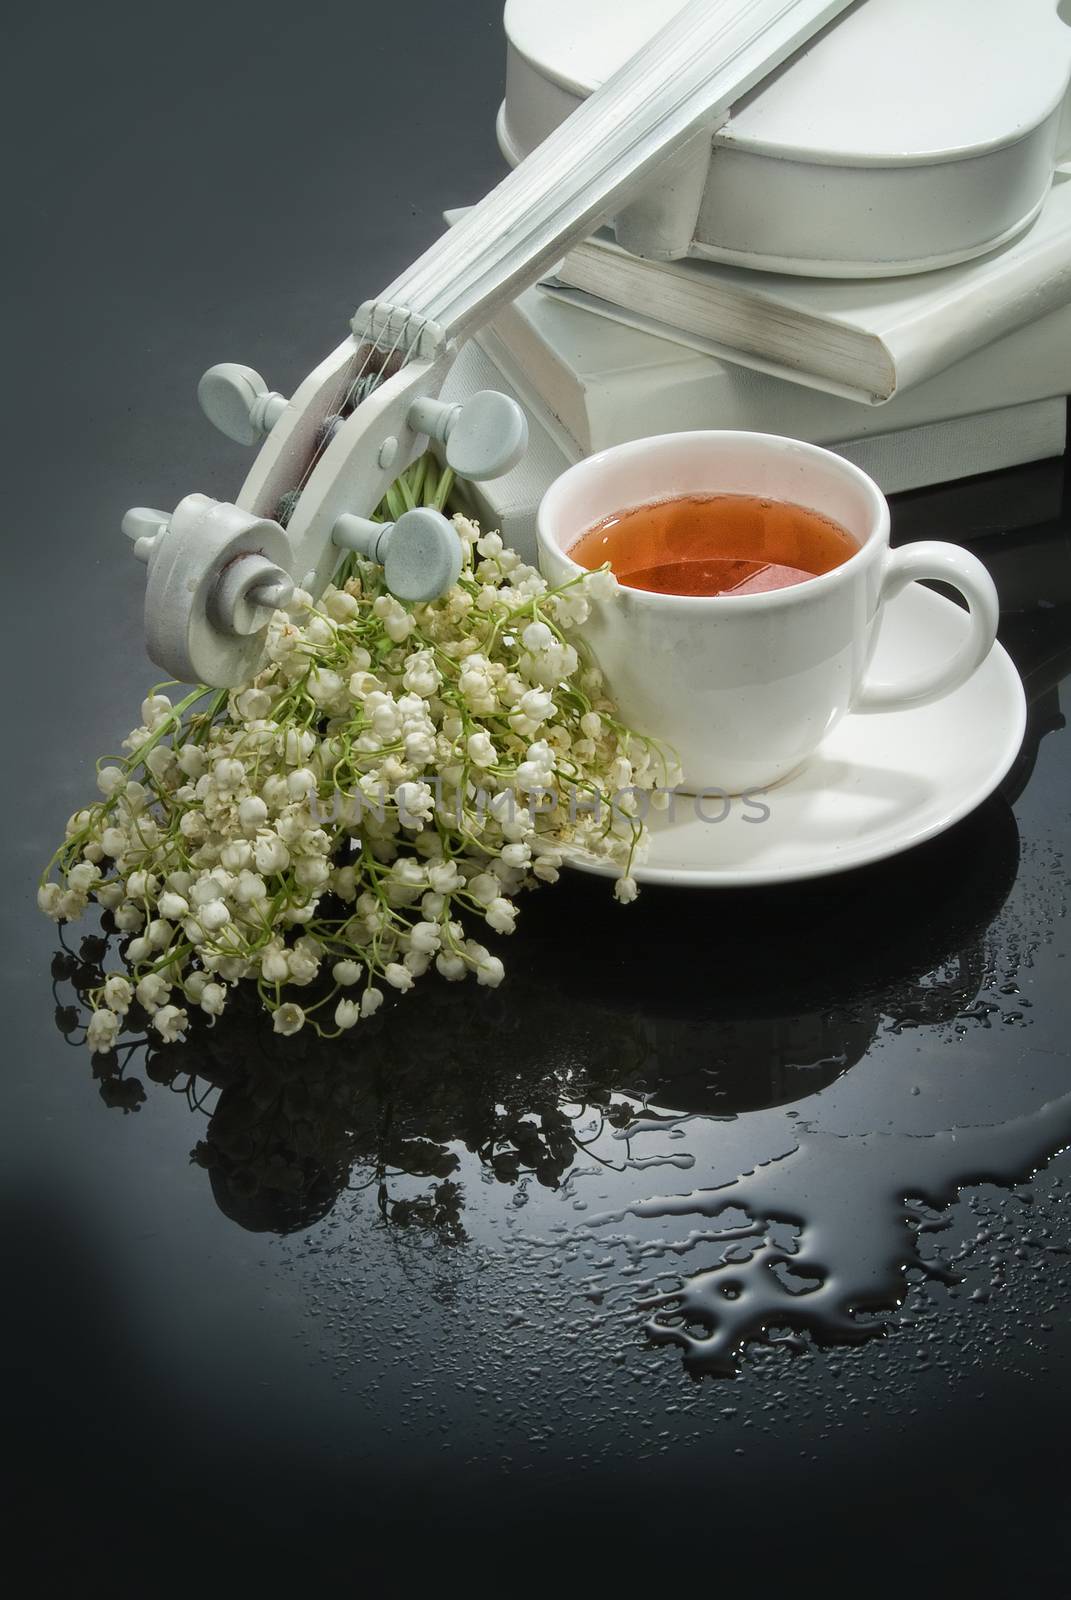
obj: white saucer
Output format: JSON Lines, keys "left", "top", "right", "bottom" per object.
{"left": 567, "top": 582, "right": 1027, "bottom": 889}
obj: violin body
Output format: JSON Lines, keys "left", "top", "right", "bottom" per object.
{"left": 500, "top": 0, "right": 1071, "bottom": 277}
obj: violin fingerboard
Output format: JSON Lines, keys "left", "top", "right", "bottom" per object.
{"left": 375, "top": 0, "right": 854, "bottom": 344}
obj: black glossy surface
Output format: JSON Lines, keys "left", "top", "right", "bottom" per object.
{"left": 5, "top": 3, "right": 1071, "bottom": 1587}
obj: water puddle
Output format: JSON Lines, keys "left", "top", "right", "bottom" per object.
{"left": 580, "top": 1100, "right": 1071, "bottom": 1372}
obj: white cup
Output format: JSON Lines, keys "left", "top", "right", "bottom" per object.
{"left": 537, "top": 431, "right": 1000, "bottom": 793}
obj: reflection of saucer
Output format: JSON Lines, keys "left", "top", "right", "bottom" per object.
{"left": 568, "top": 582, "right": 1026, "bottom": 888}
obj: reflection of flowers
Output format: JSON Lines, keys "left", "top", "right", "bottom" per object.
{"left": 50, "top": 926, "right": 644, "bottom": 1237}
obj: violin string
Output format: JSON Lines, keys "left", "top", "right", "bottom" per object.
{"left": 278, "top": 305, "right": 423, "bottom": 524}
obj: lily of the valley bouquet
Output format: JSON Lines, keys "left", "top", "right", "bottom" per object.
{"left": 40, "top": 461, "right": 677, "bottom": 1054}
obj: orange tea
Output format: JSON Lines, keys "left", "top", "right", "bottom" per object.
{"left": 569, "top": 492, "right": 859, "bottom": 596}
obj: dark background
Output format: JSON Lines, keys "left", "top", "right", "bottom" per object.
{"left": 4, "top": 3, "right": 1071, "bottom": 1590}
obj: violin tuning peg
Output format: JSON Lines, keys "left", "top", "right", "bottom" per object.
{"left": 382, "top": 508, "right": 464, "bottom": 600}
{"left": 407, "top": 389, "right": 528, "bottom": 481}
{"left": 122, "top": 506, "right": 170, "bottom": 563}
{"left": 331, "top": 507, "right": 462, "bottom": 602}
{"left": 331, "top": 513, "right": 388, "bottom": 562}
{"left": 125, "top": 493, "right": 296, "bottom": 686}
{"left": 208, "top": 555, "right": 295, "bottom": 636}
{"left": 197, "top": 363, "right": 288, "bottom": 446}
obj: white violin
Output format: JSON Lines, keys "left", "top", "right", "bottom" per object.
{"left": 123, "top": 0, "right": 1071, "bottom": 689}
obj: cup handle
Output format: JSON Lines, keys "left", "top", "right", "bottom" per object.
{"left": 853, "top": 541, "right": 999, "bottom": 713}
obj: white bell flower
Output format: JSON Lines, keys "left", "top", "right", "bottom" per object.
{"left": 141, "top": 694, "right": 172, "bottom": 730}
{"left": 234, "top": 870, "right": 266, "bottom": 907}
{"left": 484, "top": 897, "right": 517, "bottom": 935}
{"left": 199, "top": 982, "right": 227, "bottom": 1017}
{"left": 522, "top": 621, "right": 553, "bottom": 652}
{"left": 583, "top": 568, "right": 618, "bottom": 601}
{"left": 395, "top": 782, "right": 435, "bottom": 826}
{"left": 87, "top": 1009, "right": 120, "bottom": 1054}
{"left": 254, "top": 833, "right": 290, "bottom": 874}
{"left": 404, "top": 729, "right": 437, "bottom": 766}
{"left": 261, "top": 944, "right": 290, "bottom": 983}
{"left": 177, "top": 744, "right": 207, "bottom": 779}
{"left": 146, "top": 918, "right": 174, "bottom": 951}
{"left": 282, "top": 727, "right": 316, "bottom": 765}
{"left": 199, "top": 899, "right": 231, "bottom": 932}
{"left": 467, "top": 873, "right": 499, "bottom": 907}
{"left": 287, "top": 947, "right": 320, "bottom": 985}
{"left": 360, "top": 987, "right": 384, "bottom": 1017}
{"left": 294, "top": 856, "right": 330, "bottom": 891}
{"left": 97, "top": 766, "right": 126, "bottom": 798}
{"left": 152, "top": 1004, "right": 188, "bottom": 1043}
{"left": 335, "top": 998, "right": 360, "bottom": 1029}
{"left": 403, "top": 650, "right": 441, "bottom": 697}
{"left": 67, "top": 861, "right": 101, "bottom": 894}
{"left": 309, "top": 668, "right": 345, "bottom": 706}
{"left": 287, "top": 767, "right": 317, "bottom": 801}
{"left": 220, "top": 839, "right": 254, "bottom": 873}
{"left": 408, "top": 920, "right": 442, "bottom": 954}
{"left": 465, "top": 942, "right": 505, "bottom": 987}
{"left": 103, "top": 975, "right": 133, "bottom": 1014}
{"left": 184, "top": 971, "right": 210, "bottom": 1002}
{"left": 237, "top": 795, "right": 268, "bottom": 834}
{"left": 136, "top": 973, "right": 170, "bottom": 1013}
{"left": 235, "top": 686, "right": 273, "bottom": 720}
{"left": 146, "top": 746, "right": 180, "bottom": 786}
{"left": 191, "top": 874, "right": 228, "bottom": 907}
{"left": 272, "top": 1002, "right": 305, "bottom": 1035}
{"left": 37, "top": 883, "right": 63, "bottom": 919}
{"left": 324, "top": 589, "right": 360, "bottom": 623}
{"left": 348, "top": 668, "right": 379, "bottom": 700}
{"left": 466, "top": 731, "right": 496, "bottom": 768}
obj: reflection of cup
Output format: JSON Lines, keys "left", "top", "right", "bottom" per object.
{"left": 526, "top": 795, "right": 1021, "bottom": 1117}
{"left": 537, "top": 431, "right": 999, "bottom": 792}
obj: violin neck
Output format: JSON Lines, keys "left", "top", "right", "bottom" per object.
{"left": 356, "top": 0, "right": 852, "bottom": 354}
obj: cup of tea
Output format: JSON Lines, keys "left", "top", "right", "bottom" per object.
{"left": 536, "top": 431, "right": 1000, "bottom": 793}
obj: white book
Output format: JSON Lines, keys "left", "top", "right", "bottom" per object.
{"left": 832, "top": 400, "right": 1065, "bottom": 497}
{"left": 480, "top": 283, "right": 1071, "bottom": 457}
{"left": 442, "top": 330, "right": 1066, "bottom": 561}
{"left": 543, "top": 173, "right": 1071, "bottom": 405}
